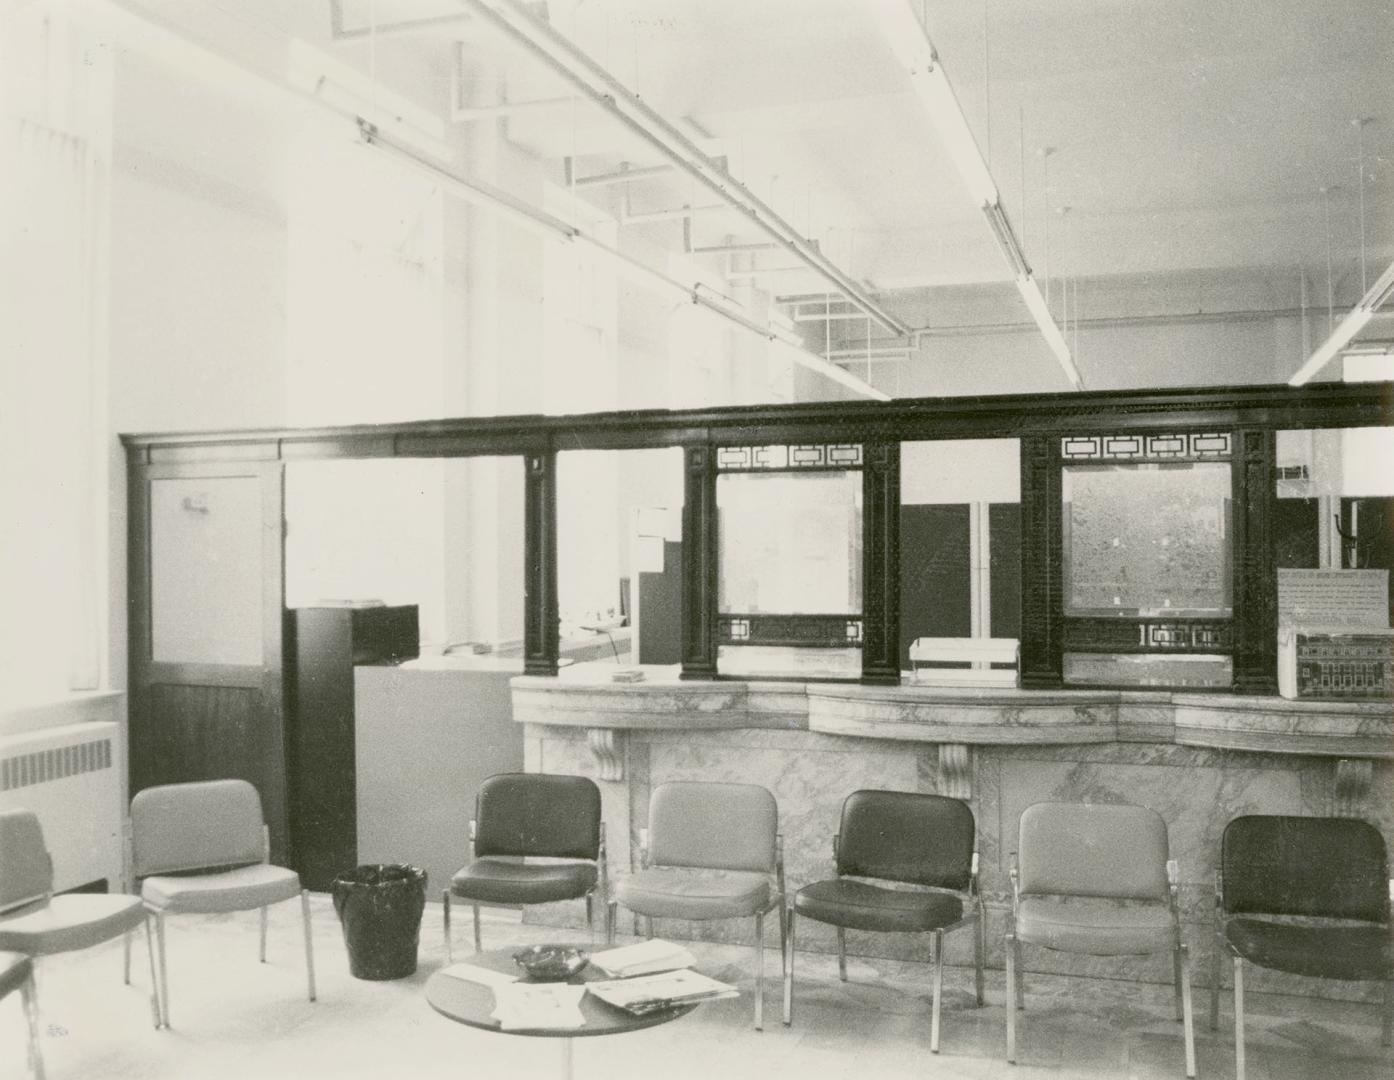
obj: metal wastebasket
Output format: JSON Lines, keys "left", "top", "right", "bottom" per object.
{"left": 331, "top": 864, "right": 428, "bottom": 980}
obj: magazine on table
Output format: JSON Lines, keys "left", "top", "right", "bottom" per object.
{"left": 490, "top": 982, "right": 587, "bottom": 1031}
{"left": 589, "top": 938, "right": 697, "bottom": 978}
{"left": 586, "top": 968, "right": 739, "bottom": 1016}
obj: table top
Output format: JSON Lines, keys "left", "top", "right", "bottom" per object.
{"left": 424, "top": 945, "right": 698, "bottom": 1039}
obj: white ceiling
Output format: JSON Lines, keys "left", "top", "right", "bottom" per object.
{"left": 116, "top": 0, "right": 1394, "bottom": 345}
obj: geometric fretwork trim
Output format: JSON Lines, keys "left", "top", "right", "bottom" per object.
{"left": 717, "top": 443, "right": 863, "bottom": 471}
{"left": 1060, "top": 432, "right": 1232, "bottom": 463}
{"left": 1063, "top": 617, "right": 1233, "bottom": 653}
{"left": 719, "top": 613, "right": 864, "bottom": 648}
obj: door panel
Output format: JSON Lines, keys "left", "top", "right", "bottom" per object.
{"left": 129, "top": 461, "right": 289, "bottom": 862}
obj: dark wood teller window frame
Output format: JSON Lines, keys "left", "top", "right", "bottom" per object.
{"left": 1020, "top": 426, "right": 1277, "bottom": 693}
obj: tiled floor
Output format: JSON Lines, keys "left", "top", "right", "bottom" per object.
{"left": 5, "top": 896, "right": 1389, "bottom": 1079}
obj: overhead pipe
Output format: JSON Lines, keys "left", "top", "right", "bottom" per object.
{"left": 455, "top": 0, "right": 911, "bottom": 339}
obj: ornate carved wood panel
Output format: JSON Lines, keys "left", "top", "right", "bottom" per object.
{"left": 1232, "top": 427, "right": 1278, "bottom": 694}
{"left": 861, "top": 440, "right": 900, "bottom": 684}
{"left": 523, "top": 449, "right": 559, "bottom": 676}
{"left": 680, "top": 444, "right": 718, "bottom": 679}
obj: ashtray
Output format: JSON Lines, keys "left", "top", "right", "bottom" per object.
{"left": 512, "top": 944, "right": 589, "bottom": 981}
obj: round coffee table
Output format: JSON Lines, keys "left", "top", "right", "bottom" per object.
{"left": 425, "top": 945, "right": 698, "bottom": 1079}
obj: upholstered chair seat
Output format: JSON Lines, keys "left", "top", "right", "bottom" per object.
{"left": 618, "top": 868, "right": 770, "bottom": 921}
{"left": 449, "top": 859, "right": 598, "bottom": 907}
{"left": 1016, "top": 896, "right": 1177, "bottom": 956}
{"left": 140, "top": 863, "right": 302, "bottom": 915}
{"left": 794, "top": 878, "right": 964, "bottom": 934}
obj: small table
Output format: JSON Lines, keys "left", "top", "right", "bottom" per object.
{"left": 425, "top": 945, "right": 698, "bottom": 1080}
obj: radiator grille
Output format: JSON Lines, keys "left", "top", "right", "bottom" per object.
{"left": 1, "top": 739, "right": 112, "bottom": 792}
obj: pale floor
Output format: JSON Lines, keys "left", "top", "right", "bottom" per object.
{"left": 5, "top": 895, "right": 1390, "bottom": 1080}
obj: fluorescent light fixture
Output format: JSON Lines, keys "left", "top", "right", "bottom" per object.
{"left": 1290, "top": 259, "right": 1394, "bottom": 386}
{"left": 871, "top": 0, "right": 998, "bottom": 207}
{"left": 984, "top": 201, "right": 1030, "bottom": 278}
{"left": 1016, "top": 275, "right": 1084, "bottom": 390}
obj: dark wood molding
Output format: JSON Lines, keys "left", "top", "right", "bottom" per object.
{"left": 1019, "top": 434, "right": 1063, "bottom": 688}
{"left": 121, "top": 381, "right": 1393, "bottom": 464}
{"left": 861, "top": 440, "right": 900, "bottom": 685}
{"left": 1232, "top": 427, "right": 1278, "bottom": 694}
{"left": 680, "top": 444, "right": 718, "bottom": 679}
{"left": 523, "top": 449, "right": 559, "bottom": 677}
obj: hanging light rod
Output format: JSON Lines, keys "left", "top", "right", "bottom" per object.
{"left": 1289, "top": 259, "right": 1394, "bottom": 386}
{"left": 358, "top": 120, "right": 887, "bottom": 401}
{"left": 454, "top": 0, "right": 910, "bottom": 339}
{"left": 869, "top": 0, "right": 1082, "bottom": 390}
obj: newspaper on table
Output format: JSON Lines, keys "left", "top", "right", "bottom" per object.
{"left": 489, "top": 982, "right": 587, "bottom": 1031}
{"left": 588, "top": 938, "right": 696, "bottom": 978}
{"left": 586, "top": 968, "right": 738, "bottom": 1016}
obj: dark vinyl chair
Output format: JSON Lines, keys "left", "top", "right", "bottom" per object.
{"left": 1007, "top": 802, "right": 1195, "bottom": 1077}
{"left": 444, "top": 773, "right": 605, "bottom": 961}
{"left": 783, "top": 790, "right": 984, "bottom": 1053}
{"left": 1211, "top": 814, "right": 1393, "bottom": 1080}
{"left": 2, "top": 951, "right": 43, "bottom": 1079}
{"left": 608, "top": 781, "right": 786, "bottom": 1030}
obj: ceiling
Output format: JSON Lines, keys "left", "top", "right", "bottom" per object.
{"left": 114, "top": 0, "right": 1394, "bottom": 362}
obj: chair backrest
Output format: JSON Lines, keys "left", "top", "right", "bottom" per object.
{"left": 130, "top": 779, "right": 266, "bottom": 878}
{"left": 1017, "top": 802, "right": 1169, "bottom": 901}
{"left": 0, "top": 809, "right": 52, "bottom": 913}
{"left": 475, "top": 773, "right": 601, "bottom": 861}
{"left": 837, "top": 790, "right": 975, "bottom": 890}
{"left": 1221, "top": 814, "right": 1390, "bottom": 923}
{"left": 648, "top": 781, "right": 777, "bottom": 873}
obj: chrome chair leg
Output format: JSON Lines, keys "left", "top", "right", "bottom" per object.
{"left": 259, "top": 906, "right": 268, "bottom": 963}
{"left": 1233, "top": 956, "right": 1246, "bottom": 1080}
{"left": 1383, "top": 977, "right": 1392, "bottom": 1048}
{"left": 301, "top": 890, "right": 317, "bottom": 1003}
{"left": 1005, "top": 930, "right": 1017, "bottom": 1064}
{"left": 143, "top": 915, "right": 161, "bottom": 1030}
{"left": 1013, "top": 933, "right": 1025, "bottom": 1010}
{"left": 754, "top": 911, "right": 765, "bottom": 1031}
{"left": 472, "top": 904, "right": 482, "bottom": 953}
{"left": 123, "top": 928, "right": 132, "bottom": 985}
{"left": 930, "top": 928, "right": 944, "bottom": 1054}
{"left": 1180, "top": 943, "right": 1196, "bottom": 1079}
{"left": 605, "top": 900, "right": 617, "bottom": 945}
{"left": 585, "top": 893, "right": 595, "bottom": 941}
{"left": 836, "top": 926, "right": 847, "bottom": 982}
{"left": 1209, "top": 931, "right": 1223, "bottom": 1031}
{"left": 155, "top": 912, "right": 170, "bottom": 1028}
{"left": 20, "top": 966, "right": 44, "bottom": 1080}
{"left": 645, "top": 915, "right": 654, "bottom": 941}
{"left": 974, "top": 906, "right": 986, "bottom": 1006}
{"left": 1172, "top": 941, "right": 1184, "bottom": 1021}
{"left": 782, "top": 907, "right": 796, "bottom": 1028}
{"left": 442, "top": 890, "right": 453, "bottom": 964}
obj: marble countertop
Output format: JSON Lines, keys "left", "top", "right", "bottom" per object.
{"left": 511, "top": 664, "right": 1393, "bottom": 758}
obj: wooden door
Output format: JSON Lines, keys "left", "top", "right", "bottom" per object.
{"left": 128, "top": 460, "right": 290, "bottom": 861}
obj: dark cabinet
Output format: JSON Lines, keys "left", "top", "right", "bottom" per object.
{"left": 288, "top": 605, "right": 418, "bottom": 891}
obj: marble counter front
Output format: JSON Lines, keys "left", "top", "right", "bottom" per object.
{"left": 512, "top": 665, "right": 1393, "bottom": 1002}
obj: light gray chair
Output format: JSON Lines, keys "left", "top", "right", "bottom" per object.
{"left": 2, "top": 950, "right": 44, "bottom": 1079}
{"left": 128, "top": 779, "right": 315, "bottom": 1027}
{"left": 607, "top": 781, "right": 786, "bottom": 1030}
{"left": 1006, "top": 802, "right": 1195, "bottom": 1078}
{"left": 0, "top": 808, "right": 160, "bottom": 1038}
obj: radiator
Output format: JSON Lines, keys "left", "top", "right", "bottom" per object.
{"left": 1, "top": 696, "right": 124, "bottom": 892}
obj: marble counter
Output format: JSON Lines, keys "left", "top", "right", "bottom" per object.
{"left": 512, "top": 665, "right": 1392, "bottom": 1002}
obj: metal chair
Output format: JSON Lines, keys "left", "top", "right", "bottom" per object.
{"left": 128, "top": 779, "right": 316, "bottom": 1028}
{"left": 1, "top": 951, "right": 43, "bottom": 1080}
{"left": 0, "top": 808, "right": 160, "bottom": 1038}
{"left": 783, "top": 790, "right": 985, "bottom": 1051}
{"left": 1006, "top": 802, "right": 1195, "bottom": 1077}
{"left": 1211, "top": 814, "right": 1392, "bottom": 1080}
{"left": 444, "top": 772, "right": 605, "bottom": 960}
{"left": 608, "top": 781, "right": 786, "bottom": 1030}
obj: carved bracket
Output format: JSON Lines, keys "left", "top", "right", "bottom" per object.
{"left": 937, "top": 743, "right": 972, "bottom": 801}
{"left": 587, "top": 728, "right": 625, "bottom": 782}
{"left": 1332, "top": 757, "right": 1374, "bottom": 817}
